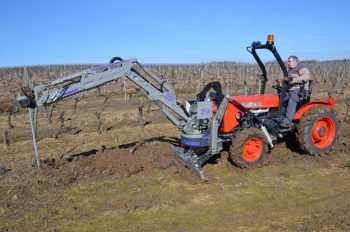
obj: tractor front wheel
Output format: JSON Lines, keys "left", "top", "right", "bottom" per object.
{"left": 230, "top": 128, "right": 269, "bottom": 168}
{"left": 296, "top": 107, "right": 340, "bottom": 155}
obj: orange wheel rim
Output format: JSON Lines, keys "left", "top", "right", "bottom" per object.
{"left": 242, "top": 137, "right": 263, "bottom": 162}
{"left": 311, "top": 116, "right": 336, "bottom": 149}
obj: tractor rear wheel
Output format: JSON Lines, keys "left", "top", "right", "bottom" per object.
{"left": 296, "top": 107, "right": 340, "bottom": 155}
{"left": 230, "top": 128, "right": 269, "bottom": 168}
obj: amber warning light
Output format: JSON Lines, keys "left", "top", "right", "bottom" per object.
{"left": 267, "top": 34, "right": 274, "bottom": 45}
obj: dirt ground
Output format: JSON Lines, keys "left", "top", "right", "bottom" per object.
{"left": 1, "top": 90, "right": 350, "bottom": 231}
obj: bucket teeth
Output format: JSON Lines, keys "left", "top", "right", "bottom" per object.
{"left": 172, "top": 146, "right": 207, "bottom": 181}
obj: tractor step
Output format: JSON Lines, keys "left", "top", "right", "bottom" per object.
{"left": 171, "top": 146, "right": 208, "bottom": 180}
{"left": 278, "top": 126, "right": 295, "bottom": 133}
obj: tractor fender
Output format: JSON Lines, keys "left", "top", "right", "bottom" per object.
{"left": 293, "top": 97, "right": 335, "bottom": 120}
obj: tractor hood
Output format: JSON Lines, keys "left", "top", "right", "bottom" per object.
{"left": 231, "top": 94, "right": 279, "bottom": 109}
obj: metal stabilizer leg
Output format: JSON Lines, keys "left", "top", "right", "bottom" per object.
{"left": 29, "top": 108, "right": 40, "bottom": 169}
{"left": 171, "top": 146, "right": 210, "bottom": 180}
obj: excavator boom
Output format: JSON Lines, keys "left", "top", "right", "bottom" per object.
{"left": 18, "top": 57, "right": 189, "bottom": 129}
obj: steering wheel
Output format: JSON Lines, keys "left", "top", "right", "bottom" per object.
{"left": 272, "top": 80, "right": 282, "bottom": 91}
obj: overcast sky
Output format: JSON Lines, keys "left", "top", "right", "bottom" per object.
{"left": 0, "top": 0, "right": 349, "bottom": 66}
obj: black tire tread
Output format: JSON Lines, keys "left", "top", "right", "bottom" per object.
{"left": 296, "top": 107, "right": 340, "bottom": 155}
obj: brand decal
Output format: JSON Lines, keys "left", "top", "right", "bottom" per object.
{"left": 165, "top": 92, "right": 176, "bottom": 103}
{"left": 200, "top": 108, "right": 211, "bottom": 116}
{"left": 241, "top": 102, "right": 262, "bottom": 107}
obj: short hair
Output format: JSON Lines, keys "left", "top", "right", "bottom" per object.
{"left": 288, "top": 55, "right": 299, "bottom": 63}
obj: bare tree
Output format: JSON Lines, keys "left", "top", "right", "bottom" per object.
{"left": 4, "top": 130, "right": 9, "bottom": 146}
{"left": 9, "top": 90, "right": 17, "bottom": 99}
{"left": 44, "top": 104, "right": 55, "bottom": 123}
{"left": 7, "top": 112, "right": 14, "bottom": 129}
{"left": 94, "top": 108, "right": 104, "bottom": 133}
{"left": 73, "top": 97, "right": 80, "bottom": 112}
{"left": 53, "top": 111, "right": 65, "bottom": 139}
{"left": 345, "top": 95, "right": 350, "bottom": 122}
{"left": 96, "top": 86, "right": 103, "bottom": 96}
{"left": 94, "top": 92, "right": 113, "bottom": 133}
{"left": 138, "top": 102, "right": 145, "bottom": 127}
{"left": 146, "top": 100, "right": 153, "bottom": 114}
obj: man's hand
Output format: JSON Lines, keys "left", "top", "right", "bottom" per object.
{"left": 273, "top": 80, "right": 281, "bottom": 88}
{"left": 284, "top": 76, "right": 300, "bottom": 85}
{"left": 289, "top": 79, "right": 301, "bottom": 85}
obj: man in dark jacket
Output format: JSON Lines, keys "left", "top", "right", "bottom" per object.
{"left": 280, "top": 55, "right": 310, "bottom": 128}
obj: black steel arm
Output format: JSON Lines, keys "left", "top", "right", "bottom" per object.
{"left": 246, "top": 41, "right": 288, "bottom": 94}
{"left": 246, "top": 39, "right": 290, "bottom": 119}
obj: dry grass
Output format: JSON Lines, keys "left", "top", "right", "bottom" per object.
{"left": 1, "top": 64, "right": 350, "bottom": 231}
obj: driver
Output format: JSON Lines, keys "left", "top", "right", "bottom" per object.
{"left": 280, "top": 55, "right": 310, "bottom": 128}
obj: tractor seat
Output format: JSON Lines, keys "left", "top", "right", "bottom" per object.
{"left": 298, "top": 80, "right": 314, "bottom": 104}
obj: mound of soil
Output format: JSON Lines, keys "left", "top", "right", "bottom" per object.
{"left": 40, "top": 141, "right": 199, "bottom": 186}
{"left": 37, "top": 122, "right": 350, "bottom": 187}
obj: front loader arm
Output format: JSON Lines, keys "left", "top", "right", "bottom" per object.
{"left": 17, "top": 57, "right": 189, "bottom": 129}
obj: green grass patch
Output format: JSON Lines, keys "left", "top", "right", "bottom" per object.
{"left": 342, "top": 160, "right": 350, "bottom": 169}
{"left": 280, "top": 169, "right": 293, "bottom": 178}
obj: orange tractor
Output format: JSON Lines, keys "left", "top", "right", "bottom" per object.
{"left": 173, "top": 34, "right": 340, "bottom": 178}
{"left": 18, "top": 35, "right": 340, "bottom": 179}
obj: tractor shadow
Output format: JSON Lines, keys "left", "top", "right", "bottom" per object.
{"left": 61, "top": 136, "right": 181, "bottom": 161}
{"left": 282, "top": 132, "right": 305, "bottom": 154}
